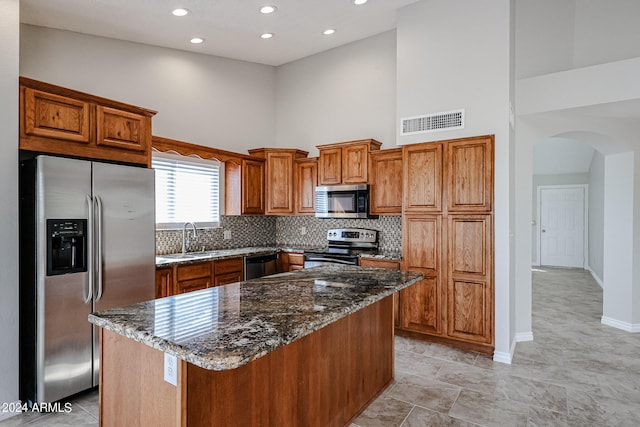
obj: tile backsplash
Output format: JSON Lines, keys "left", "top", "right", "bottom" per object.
{"left": 156, "top": 215, "right": 402, "bottom": 255}
{"left": 156, "top": 216, "right": 276, "bottom": 255}
{"left": 275, "top": 216, "right": 402, "bottom": 254}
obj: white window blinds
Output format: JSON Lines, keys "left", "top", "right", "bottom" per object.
{"left": 152, "top": 150, "right": 224, "bottom": 229}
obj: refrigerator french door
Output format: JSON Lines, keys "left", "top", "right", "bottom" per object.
{"left": 19, "top": 155, "right": 155, "bottom": 404}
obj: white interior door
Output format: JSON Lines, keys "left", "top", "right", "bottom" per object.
{"left": 540, "top": 187, "right": 585, "bottom": 268}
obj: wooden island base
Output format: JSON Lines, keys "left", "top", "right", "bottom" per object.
{"left": 100, "top": 296, "right": 394, "bottom": 427}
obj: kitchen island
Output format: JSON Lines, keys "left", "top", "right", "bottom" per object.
{"left": 89, "top": 265, "right": 422, "bottom": 427}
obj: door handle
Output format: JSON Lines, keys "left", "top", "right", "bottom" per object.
{"left": 95, "top": 195, "right": 104, "bottom": 302}
{"left": 541, "top": 229, "right": 546, "bottom": 233}
{"left": 85, "top": 195, "right": 94, "bottom": 304}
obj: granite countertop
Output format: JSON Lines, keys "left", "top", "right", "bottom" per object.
{"left": 89, "top": 265, "right": 422, "bottom": 371}
{"left": 156, "top": 246, "right": 400, "bottom": 267}
{"left": 155, "top": 246, "right": 280, "bottom": 266}
{"left": 359, "top": 251, "right": 402, "bottom": 261}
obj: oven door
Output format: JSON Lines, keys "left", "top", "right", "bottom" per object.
{"left": 303, "top": 253, "right": 358, "bottom": 268}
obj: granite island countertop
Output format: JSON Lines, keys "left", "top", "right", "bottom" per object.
{"left": 89, "top": 265, "right": 422, "bottom": 371}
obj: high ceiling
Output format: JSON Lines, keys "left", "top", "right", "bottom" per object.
{"left": 20, "top": 0, "right": 420, "bottom": 66}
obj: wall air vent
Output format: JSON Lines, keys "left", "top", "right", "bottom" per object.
{"left": 400, "top": 109, "right": 465, "bottom": 135}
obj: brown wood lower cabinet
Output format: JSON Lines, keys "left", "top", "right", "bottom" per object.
{"left": 397, "top": 212, "right": 494, "bottom": 354}
{"left": 279, "top": 251, "right": 304, "bottom": 272}
{"left": 155, "top": 267, "right": 173, "bottom": 299}
{"left": 213, "top": 257, "right": 244, "bottom": 286}
{"left": 175, "top": 262, "right": 212, "bottom": 294}
{"left": 156, "top": 257, "right": 245, "bottom": 298}
{"left": 99, "top": 296, "right": 394, "bottom": 427}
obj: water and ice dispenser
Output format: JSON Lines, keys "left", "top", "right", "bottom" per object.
{"left": 46, "top": 219, "right": 88, "bottom": 276}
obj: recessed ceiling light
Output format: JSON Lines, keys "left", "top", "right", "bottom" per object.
{"left": 190, "top": 37, "right": 204, "bottom": 44}
{"left": 323, "top": 29, "right": 336, "bottom": 35}
{"left": 260, "top": 33, "right": 274, "bottom": 39}
{"left": 353, "top": 0, "right": 368, "bottom": 5}
{"left": 172, "top": 8, "right": 190, "bottom": 17}
{"left": 260, "top": 5, "right": 277, "bottom": 14}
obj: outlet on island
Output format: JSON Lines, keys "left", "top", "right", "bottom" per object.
{"left": 223, "top": 229, "right": 232, "bottom": 240}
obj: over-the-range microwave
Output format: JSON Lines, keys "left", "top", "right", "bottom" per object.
{"left": 315, "top": 184, "right": 377, "bottom": 219}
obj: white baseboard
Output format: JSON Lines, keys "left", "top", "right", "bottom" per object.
{"left": 601, "top": 316, "right": 640, "bottom": 333}
{"left": 586, "top": 265, "right": 604, "bottom": 288}
{"left": 515, "top": 331, "right": 534, "bottom": 342}
{"left": 493, "top": 337, "right": 517, "bottom": 364}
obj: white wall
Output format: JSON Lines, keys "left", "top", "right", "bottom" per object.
{"left": 275, "top": 30, "right": 397, "bottom": 155}
{"left": 19, "top": 25, "right": 277, "bottom": 154}
{"left": 396, "top": 0, "right": 514, "bottom": 361}
{"left": 515, "top": 0, "right": 575, "bottom": 79}
{"left": 588, "top": 151, "right": 605, "bottom": 282}
{"left": 573, "top": 0, "right": 640, "bottom": 68}
{"left": 0, "top": 0, "right": 20, "bottom": 416}
{"left": 602, "top": 152, "right": 634, "bottom": 325}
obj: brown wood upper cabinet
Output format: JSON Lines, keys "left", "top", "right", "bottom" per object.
{"left": 248, "top": 148, "right": 309, "bottom": 215}
{"left": 294, "top": 157, "right": 318, "bottom": 214}
{"left": 226, "top": 157, "right": 266, "bottom": 215}
{"left": 317, "top": 139, "right": 381, "bottom": 185}
{"left": 20, "top": 77, "right": 155, "bottom": 167}
{"left": 370, "top": 148, "right": 403, "bottom": 214}
{"left": 447, "top": 136, "right": 494, "bottom": 212}
{"left": 403, "top": 142, "right": 443, "bottom": 213}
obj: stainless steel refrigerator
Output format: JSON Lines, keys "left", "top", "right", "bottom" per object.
{"left": 19, "top": 155, "right": 155, "bottom": 404}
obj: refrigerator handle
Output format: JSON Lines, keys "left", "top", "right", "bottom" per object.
{"left": 85, "top": 195, "right": 94, "bottom": 304}
{"left": 95, "top": 195, "right": 104, "bottom": 302}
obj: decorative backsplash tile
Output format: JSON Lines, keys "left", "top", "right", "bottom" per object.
{"left": 275, "top": 216, "right": 402, "bottom": 254}
{"left": 156, "top": 215, "right": 402, "bottom": 255}
{"left": 156, "top": 216, "right": 276, "bottom": 255}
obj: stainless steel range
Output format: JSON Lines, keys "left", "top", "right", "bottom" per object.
{"left": 304, "top": 228, "right": 379, "bottom": 267}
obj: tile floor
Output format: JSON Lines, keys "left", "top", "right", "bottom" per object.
{"left": 353, "top": 267, "right": 640, "bottom": 426}
{"left": 3, "top": 267, "right": 639, "bottom": 426}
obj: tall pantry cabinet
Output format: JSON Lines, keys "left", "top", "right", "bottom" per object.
{"left": 398, "top": 135, "right": 494, "bottom": 355}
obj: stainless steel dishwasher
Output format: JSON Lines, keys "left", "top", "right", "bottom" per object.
{"left": 243, "top": 252, "right": 278, "bottom": 280}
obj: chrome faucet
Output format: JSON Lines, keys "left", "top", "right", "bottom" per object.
{"left": 182, "top": 222, "right": 198, "bottom": 255}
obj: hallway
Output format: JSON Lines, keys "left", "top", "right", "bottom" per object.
{"left": 353, "top": 267, "right": 640, "bottom": 426}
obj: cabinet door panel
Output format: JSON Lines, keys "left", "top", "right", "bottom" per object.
{"left": 96, "top": 106, "right": 150, "bottom": 152}
{"left": 403, "top": 216, "right": 440, "bottom": 272}
{"left": 24, "top": 88, "right": 91, "bottom": 143}
{"left": 403, "top": 143, "right": 442, "bottom": 213}
{"left": 295, "top": 159, "right": 317, "bottom": 214}
{"left": 448, "top": 279, "right": 492, "bottom": 343}
{"left": 242, "top": 159, "right": 265, "bottom": 214}
{"left": 450, "top": 217, "right": 488, "bottom": 276}
{"left": 318, "top": 148, "right": 342, "bottom": 185}
{"left": 155, "top": 267, "right": 173, "bottom": 298}
{"left": 447, "top": 136, "right": 493, "bottom": 212}
{"left": 176, "top": 277, "right": 210, "bottom": 294}
{"left": 215, "top": 257, "right": 243, "bottom": 275}
{"left": 176, "top": 262, "right": 211, "bottom": 282}
{"left": 400, "top": 275, "right": 441, "bottom": 334}
{"left": 447, "top": 215, "right": 493, "bottom": 344}
{"left": 341, "top": 144, "right": 368, "bottom": 184}
{"left": 214, "top": 272, "right": 243, "bottom": 286}
{"left": 370, "top": 149, "right": 402, "bottom": 214}
{"left": 266, "top": 152, "right": 294, "bottom": 213}
{"left": 401, "top": 215, "right": 443, "bottom": 335}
